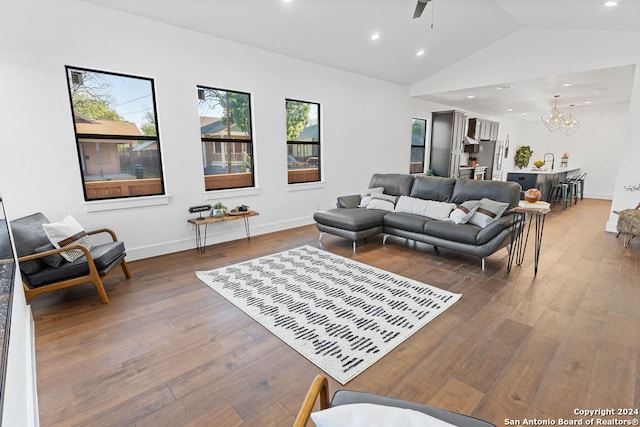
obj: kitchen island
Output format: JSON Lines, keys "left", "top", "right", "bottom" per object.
{"left": 506, "top": 166, "right": 580, "bottom": 200}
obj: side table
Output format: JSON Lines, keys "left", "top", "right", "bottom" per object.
{"left": 187, "top": 210, "right": 259, "bottom": 253}
{"left": 507, "top": 206, "right": 550, "bottom": 275}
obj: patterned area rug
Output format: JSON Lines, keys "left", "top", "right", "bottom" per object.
{"left": 196, "top": 245, "right": 461, "bottom": 384}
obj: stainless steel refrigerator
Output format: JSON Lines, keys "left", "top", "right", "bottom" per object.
{"left": 474, "top": 140, "right": 496, "bottom": 180}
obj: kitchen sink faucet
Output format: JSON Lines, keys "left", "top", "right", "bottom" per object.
{"left": 544, "top": 153, "right": 555, "bottom": 170}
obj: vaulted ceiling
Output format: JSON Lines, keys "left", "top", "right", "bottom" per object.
{"left": 80, "top": 0, "right": 639, "bottom": 120}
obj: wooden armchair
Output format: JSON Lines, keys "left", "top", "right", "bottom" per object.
{"left": 294, "top": 374, "right": 495, "bottom": 427}
{"left": 10, "top": 213, "right": 130, "bottom": 303}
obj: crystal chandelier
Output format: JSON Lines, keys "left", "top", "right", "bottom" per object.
{"left": 541, "top": 95, "right": 564, "bottom": 132}
{"left": 541, "top": 95, "right": 580, "bottom": 135}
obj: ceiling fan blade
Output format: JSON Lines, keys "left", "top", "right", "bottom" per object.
{"left": 413, "top": 0, "right": 432, "bottom": 19}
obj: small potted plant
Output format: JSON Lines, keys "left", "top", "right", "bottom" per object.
{"left": 469, "top": 156, "right": 477, "bottom": 167}
{"left": 514, "top": 146, "right": 533, "bottom": 169}
{"left": 211, "top": 202, "right": 228, "bottom": 217}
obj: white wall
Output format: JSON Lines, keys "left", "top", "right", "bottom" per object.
{"left": 0, "top": 0, "right": 412, "bottom": 260}
{"left": 513, "top": 102, "right": 630, "bottom": 199}
{"left": 1, "top": 274, "right": 39, "bottom": 427}
{"left": 607, "top": 64, "right": 640, "bottom": 231}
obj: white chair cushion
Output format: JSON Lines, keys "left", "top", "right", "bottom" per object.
{"left": 311, "top": 403, "right": 458, "bottom": 427}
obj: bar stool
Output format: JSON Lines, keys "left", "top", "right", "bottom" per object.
{"left": 565, "top": 176, "right": 579, "bottom": 205}
{"left": 547, "top": 181, "right": 569, "bottom": 209}
{"left": 571, "top": 172, "right": 587, "bottom": 201}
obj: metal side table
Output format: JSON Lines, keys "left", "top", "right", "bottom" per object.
{"left": 188, "top": 210, "right": 259, "bottom": 253}
{"left": 507, "top": 206, "right": 551, "bottom": 276}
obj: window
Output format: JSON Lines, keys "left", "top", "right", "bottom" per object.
{"left": 198, "top": 86, "right": 254, "bottom": 191}
{"left": 65, "top": 66, "right": 165, "bottom": 201}
{"left": 286, "top": 99, "right": 320, "bottom": 184}
{"left": 411, "top": 118, "right": 427, "bottom": 173}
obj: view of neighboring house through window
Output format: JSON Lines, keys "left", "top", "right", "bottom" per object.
{"left": 198, "top": 86, "right": 254, "bottom": 191}
{"left": 411, "top": 118, "right": 427, "bottom": 173}
{"left": 65, "top": 66, "right": 165, "bottom": 201}
{"left": 286, "top": 99, "right": 320, "bottom": 184}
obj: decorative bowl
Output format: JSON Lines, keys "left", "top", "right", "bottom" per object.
{"left": 524, "top": 188, "right": 542, "bottom": 203}
{"left": 533, "top": 160, "right": 545, "bottom": 169}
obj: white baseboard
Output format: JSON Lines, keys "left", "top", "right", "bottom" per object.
{"left": 126, "top": 216, "right": 315, "bottom": 261}
{"left": 583, "top": 192, "right": 612, "bottom": 200}
{"left": 26, "top": 306, "right": 40, "bottom": 427}
{"left": 605, "top": 220, "right": 619, "bottom": 233}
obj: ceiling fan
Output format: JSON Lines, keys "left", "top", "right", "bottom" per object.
{"left": 413, "top": 0, "right": 433, "bottom": 19}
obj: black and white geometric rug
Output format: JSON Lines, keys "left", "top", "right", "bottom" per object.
{"left": 196, "top": 245, "right": 460, "bottom": 384}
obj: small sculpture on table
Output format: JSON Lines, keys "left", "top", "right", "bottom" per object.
{"left": 211, "top": 202, "right": 228, "bottom": 217}
{"left": 524, "top": 188, "right": 541, "bottom": 203}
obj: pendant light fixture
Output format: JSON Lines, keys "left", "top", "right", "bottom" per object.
{"left": 541, "top": 95, "right": 581, "bottom": 135}
{"left": 541, "top": 95, "right": 564, "bottom": 132}
{"left": 559, "top": 104, "right": 581, "bottom": 135}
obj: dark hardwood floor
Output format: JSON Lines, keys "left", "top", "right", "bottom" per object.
{"left": 31, "top": 199, "right": 639, "bottom": 426}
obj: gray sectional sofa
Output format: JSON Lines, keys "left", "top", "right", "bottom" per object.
{"left": 313, "top": 173, "right": 522, "bottom": 269}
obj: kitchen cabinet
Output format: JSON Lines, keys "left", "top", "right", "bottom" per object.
{"left": 468, "top": 118, "right": 499, "bottom": 141}
{"left": 430, "top": 110, "right": 466, "bottom": 178}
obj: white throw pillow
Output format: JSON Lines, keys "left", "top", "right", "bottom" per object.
{"left": 468, "top": 198, "right": 509, "bottom": 228}
{"left": 359, "top": 187, "right": 385, "bottom": 207}
{"left": 41, "top": 215, "right": 94, "bottom": 262}
{"left": 366, "top": 196, "right": 396, "bottom": 212}
{"left": 311, "top": 403, "right": 458, "bottom": 427}
{"left": 395, "top": 196, "right": 456, "bottom": 220}
{"left": 449, "top": 200, "right": 480, "bottom": 224}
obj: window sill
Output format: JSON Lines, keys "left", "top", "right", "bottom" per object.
{"left": 204, "top": 187, "right": 260, "bottom": 200}
{"left": 84, "top": 195, "right": 171, "bottom": 212}
{"left": 287, "top": 181, "right": 324, "bottom": 192}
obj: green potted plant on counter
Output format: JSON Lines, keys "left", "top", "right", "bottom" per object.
{"left": 514, "top": 146, "right": 533, "bottom": 169}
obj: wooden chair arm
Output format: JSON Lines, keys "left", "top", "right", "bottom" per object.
{"left": 87, "top": 228, "right": 118, "bottom": 242}
{"left": 293, "top": 374, "right": 330, "bottom": 427}
{"left": 18, "top": 244, "right": 94, "bottom": 263}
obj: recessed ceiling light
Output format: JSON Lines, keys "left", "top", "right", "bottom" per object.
{"left": 416, "top": 49, "right": 425, "bottom": 57}
{"left": 282, "top": 0, "right": 292, "bottom": 3}
{"left": 507, "top": 108, "right": 513, "bottom": 112}
{"left": 370, "top": 33, "right": 381, "bottom": 41}
{"left": 562, "top": 83, "right": 573, "bottom": 87}
{"left": 467, "top": 95, "right": 475, "bottom": 99}
{"left": 585, "top": 101, "right": 592, "bottom": 104}
{"left": 604, "top": 1, "right": 618, "bottom": 7}
{"left": 496, "top": 85, "right": 511, "bottom": 90}
{"left": 521, "top": 112, "right": 528, "bottom": 116}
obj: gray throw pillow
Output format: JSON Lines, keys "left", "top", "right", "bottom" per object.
{"left": 449, "top": 200, "right": 480, "bottom": 224}
{"left": 468, "top": 198, "right": 509, "bottom": 228}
